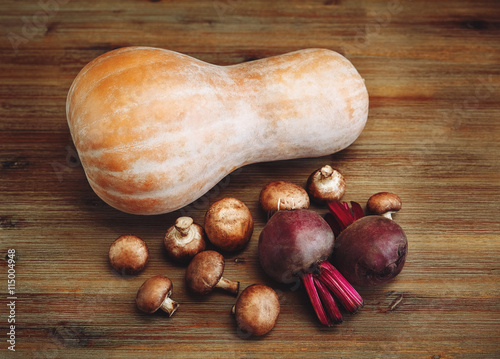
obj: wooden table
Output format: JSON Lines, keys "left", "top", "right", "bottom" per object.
{"left": 1, "top": 0, "right": 499, "bottom": 358}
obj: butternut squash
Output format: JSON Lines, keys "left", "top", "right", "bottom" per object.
{"left": 66, "top": 47, "right": 369, "bottom": 215}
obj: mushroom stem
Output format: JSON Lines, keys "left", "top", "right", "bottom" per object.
{"left": 175, "top": 217, "right": 194, "bottom": 237}
{"left": 320, "top": 165, "right": 334, "bottom": 178}
{"left": 216, "top": 277, "right": 240, "bottom": 296}
{"left": 160, "top": 297, "right": 179, "bottom": 317}
{"left": 382, "top": 212, "right": 394, "bottom": 220}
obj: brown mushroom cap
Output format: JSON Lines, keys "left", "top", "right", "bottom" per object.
{"left": 234, "top": 284, "right": 280, "bottom": 337}
{"left": 204, "top": 197, "right": 254, "bottom": 252}
{"left": 185, "top": 250, "right": 225, "bottom": 295}
{"left": 306, "top": 165, "right": 346, "bottom": 203}
{"left": 259, "top": 181, "right": 310, "bottom": 213}
{"left": 136, "top": 275, "right": 178, "bottom": 316}
{"left": 366, "top": 192, "right": 402, "bottom": 218}
{"left": 108, "top": 235, "right": 149, "bottom": 275}
{"left": 164, "top": 216, "right": 206, "bottom": 264}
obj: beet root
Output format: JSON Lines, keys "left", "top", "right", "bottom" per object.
{"left": 258, "top": 209, "right": 334, "bottom": 283}
{"left": 331, "top": 215, "right": 408, "bottom": 287}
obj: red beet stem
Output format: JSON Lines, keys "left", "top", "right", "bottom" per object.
{"left": 302, "top": 261, "right": 363, "bottom": 326}
{"left": 302, "top": 272, "right": 332, "bottom": 326}
{"left": 319, "top": 262, "right": 364, "bottom": 313}
{"left": 327, "top": 201, "right": 354, "bottom": 231}
{"left": 314, "top": 277, "right": 343, "bottom": 324}
{"left": 351, "top": 201, "right": 364, "bottom": 220}
{"left": 326, "top": 200, "right": 365, "bottom": 236}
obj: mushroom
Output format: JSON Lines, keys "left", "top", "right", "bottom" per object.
{"left": 108, "top": 235, "right": 149, "bottom": 275}
{"left": 136, "top": 275, "right": 179, "bottom": 316}
{"left": 185, "top": 250, "right": 239, "bottom": 296}
{"left": 232, "top": 284, "right": 280, "bottom": 338}
{"left": 204, "top": 197, "right": 253, "bottom": 252}
{"left": 366, "top": 192, "right": 402, "bottom": 219}
{"left": 259, "top": 180, "right": 310, "bottom": 215}
{"left": 164, "top": 216, "right": 206, "bottom": 264}
{"left": 306, "top": 165, "right": 346, "bottom": 203}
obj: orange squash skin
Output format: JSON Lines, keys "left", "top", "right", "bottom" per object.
{"left": 66, "top": 47, "right": 369, "bottom": 215}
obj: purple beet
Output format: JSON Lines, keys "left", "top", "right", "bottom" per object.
{"left": 331, "top": 215, "right": 408, "bottom": 287}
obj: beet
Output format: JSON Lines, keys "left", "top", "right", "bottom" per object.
{"left": 258, "top": 209, "right": 334, "bottom": 283}
{"left": 331, "top": 215, "right": 408, "bottom": 287}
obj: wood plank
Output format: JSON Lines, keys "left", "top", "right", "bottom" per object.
{"left": 1, "top": 0, "right": 499, "bottom": 358}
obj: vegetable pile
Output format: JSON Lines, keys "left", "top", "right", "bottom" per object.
{"left": 71, "top": 47, "right": 409, "bottom": 337}
{"left": 105, "top": 165, "right": 409, "bottom": 335}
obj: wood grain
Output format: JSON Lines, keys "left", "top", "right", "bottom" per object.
{"left": 1, "top": 0, "right": 499, "bottom": 358}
